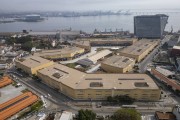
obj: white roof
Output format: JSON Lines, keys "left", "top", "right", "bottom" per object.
{"left": 173, "top": 46, "right": 180, "bottom": 50}
{"left": 59, "top": 111, "right": 72, "bottom": 120}
{"left": 156, "top": 67, "right": 174, "bottom": 77}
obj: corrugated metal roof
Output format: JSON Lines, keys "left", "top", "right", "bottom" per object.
{"left": 156, "top": 67, "right": 174, "bottom": 77}
{"left": 88, "top": 49, "right": 112, "bottom": 63}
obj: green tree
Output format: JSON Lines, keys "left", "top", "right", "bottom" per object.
{"left": 21, "top": 41, "right": 33, "bottom": 51}
{"left": 6, "top": 37, "right": 17, "bottom": 45}
{"left": 32, "top": 75, "right": 39, "bottom": 80}
{"left": 107, "top": 95, "right": 135, "bottom": 104}
{"left": 16, "top": 36, "right": 32, "bottom": 44}
{"left": 78, "top": 109, "right": 96, "bottom": 120}
{"left": 112, "top": 108, "right": 141, "bottom": 120}
{"left": 107, "top": 96, "right": 113, "bottom": 102}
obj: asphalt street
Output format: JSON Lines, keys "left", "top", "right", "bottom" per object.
{"left": 138, "top": 35, "right": 172, "bottom": 73}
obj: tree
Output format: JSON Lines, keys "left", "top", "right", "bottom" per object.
{"left": 112, "top": 108, "right": 141, "bottom": 120}
{"left": 6, "top": 37, "right": 16, "bottom": 45}
{"left": 175, "top": 90, "right": 180, "bottom": 95}
{"left": 107, "top": 95, "right": 135, "bottom": 104}
{"left": 16, "top": 36, "right": 32, "bottom": 44}
{"left": 78, "top": 109, "right": 96, "bottom": 120}
{"left": 107, "top": 96, "right": 113, "bottom": 102}
{"left": 32, "top": 75, "right": 39, "bottom": 80}
{"left": 21, "top": 41, "right": 33, "bottom": 51}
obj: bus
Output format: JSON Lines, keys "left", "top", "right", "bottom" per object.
{"left": 122, "top": 105, "right": 138, "bottom": 109}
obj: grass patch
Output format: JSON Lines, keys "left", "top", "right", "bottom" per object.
{"left": 31, "top": 100, "right": 43, "bottom": 111}
{"left": 21, "top": 88, "right": 30, "bottom": 93}
{"left": 12, "top": 81, "right": 17, "bottom": 86}
{"left": 66, "top": 63, "right": 77, "bottom": 68}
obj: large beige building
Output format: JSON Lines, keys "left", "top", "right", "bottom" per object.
{"left": 76, "top": 38, "right": 136, "bottom": 46}
{"left": 72, "top": 40, "right": 91, "bottom": 52}
{"left": 15, "top": 56, "right": 54, "bottom": 75}
{"left": 34, "top": 47, "right": 85, "bottom": 60}
{"left": 101, "top": 55, "right": 135, "bottom": 73}
{"left": 37, "top": 63, "right": 160, "bottom": 101}
{"left": 117, "top": 39, "right": 159, "bottom": 62}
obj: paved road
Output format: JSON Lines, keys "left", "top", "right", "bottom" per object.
{"left": 86, "top": 64, "right": 101, "bottom": 73}
{"left": 60, "top": 47, "right": 97, "bottom": 64}
{"left": 139, "top": 35, "right": 172, "bottom": 73}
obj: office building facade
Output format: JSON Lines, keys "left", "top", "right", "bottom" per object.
{"left": 134, "top": 14, "right": 168, "bottom": 39}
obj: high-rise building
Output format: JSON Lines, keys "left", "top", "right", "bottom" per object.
{"left": 134, "top": 14, "right": 168, "bottom": 39}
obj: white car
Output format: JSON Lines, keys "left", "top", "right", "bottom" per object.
{"left": 48, "top": 94, "right": 51, "bottom": 97}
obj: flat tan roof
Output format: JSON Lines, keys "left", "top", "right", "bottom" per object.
{"left": 77, "top": 38, "right": 136, "bottom": 42}
{"left": 38, "top": 63, "right": 159, "bottom": 90}
{"left": 118, "top": 39, "right": 159, "bottom": 56}
{"left": 34, "top": 47, "right": 84, "bottom": 56}
{"left": 73, "top": 40, "right": 90, "bottom": 47}
{"left": 102, "top": 55, "right": 135, "bottom": 68}
{"left": 16, "top": 56, "right": 53, "bottom": 68}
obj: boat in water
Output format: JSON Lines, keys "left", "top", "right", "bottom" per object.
{"left": 14, "top": 14, "right": 44, "bottom": 22}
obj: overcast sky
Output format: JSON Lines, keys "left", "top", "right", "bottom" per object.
{"left": 0, "top": 0, "right": 180, "bottom": 12}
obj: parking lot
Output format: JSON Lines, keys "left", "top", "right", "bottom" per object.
{"left": 0, "top": 84, "right": 25, "bottom": 104}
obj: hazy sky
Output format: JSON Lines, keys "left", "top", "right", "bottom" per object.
{"left": 0, "top": 0, "right": 180, "bottom": 12}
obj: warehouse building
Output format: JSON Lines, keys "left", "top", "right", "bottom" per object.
{"left": 76, "top": 38, "right": 136, "bottom": 46}
{"left": 0, "top": 76, "right": 13, "bottom": 88}
{"left": 37, "top": 63, "right": 160, "bottom": 101}
{"left": 72, "top": 40, "right": 91, "bottom": 52}
{"left": 90, "top": 38, "right": 136, "bottom": 46}
{"left": 58, "top": 30, "right": 80, "bottom": 40}
{"left": 151, "top": 68, "right": 180, "bottom": 91}
{"left": 101, "top": 55, "right": 135, "bottom": 73}
{"left": 0, "top": 92, "right": 38, "bottom": 120}
{"left": 15, "top": 56, "right": 54, "bottom": 75}
{"left": 34, "top": 47, "right": 85, "bottom": 61}
{"left": 117, "top": 39, "right": 159, "bottom": 62}
{"left": 76, "top": 49, "right": 112, "bottom": 66}
{"left": 134, "top": 14, "right": 168, "bottom": 39}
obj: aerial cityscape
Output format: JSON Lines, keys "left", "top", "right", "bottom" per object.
{"left": 0, "top": 0, "right": 180, "bottom": 120}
